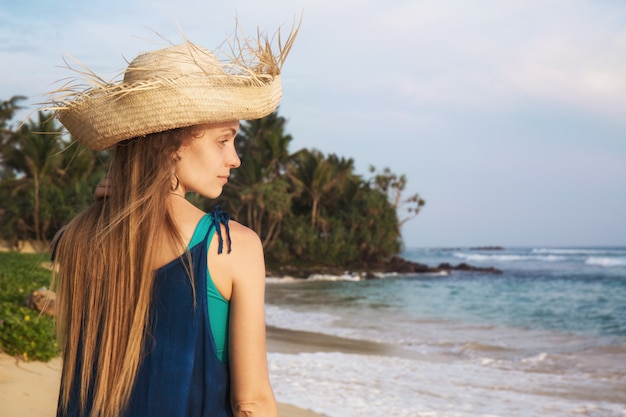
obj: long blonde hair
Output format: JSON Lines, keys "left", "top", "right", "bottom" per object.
{"left": 52, "top": 127, "right": 198, "bottom": 417}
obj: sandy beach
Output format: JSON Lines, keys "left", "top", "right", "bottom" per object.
{"left": 0, "top": 327, "right": 338, "bottom": 417}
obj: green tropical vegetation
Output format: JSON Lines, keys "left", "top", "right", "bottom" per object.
{"left": 1, "top": 97, "right": 112, "bottom": 249}
{"left": 1, "top": 95, "right": 425, "bottom": 268}
{"left": 0, "top": 251, "right": 58, "bottom": 361}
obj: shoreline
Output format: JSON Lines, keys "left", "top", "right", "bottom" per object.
{"left": 267, "top": 325, "right": 430, "bottom": 361}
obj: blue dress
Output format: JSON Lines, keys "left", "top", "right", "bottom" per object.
{"left": 58, "top": 208, "right": 233, "bottom": 417}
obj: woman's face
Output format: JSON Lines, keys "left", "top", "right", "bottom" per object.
{"left": 174, "top": 120, "right": 241, "bottom": 198}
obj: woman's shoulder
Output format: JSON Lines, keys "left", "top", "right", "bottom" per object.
{"left": 222, "top": 220, "right": 262, "bottom": 253}
{"left": 209, "top": 220, "right": 265, "bottom": 293}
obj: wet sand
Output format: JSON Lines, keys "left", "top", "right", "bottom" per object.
{"left": 266, "top": 325, "right": 423, "bottom": 360}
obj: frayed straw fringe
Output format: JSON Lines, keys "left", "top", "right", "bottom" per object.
{"left": 45, "top": 18, "right": 300, "bottom": 113}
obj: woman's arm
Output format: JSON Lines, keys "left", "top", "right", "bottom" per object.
{"left": 210, "top": 222, "right": 278, "bottom": 417}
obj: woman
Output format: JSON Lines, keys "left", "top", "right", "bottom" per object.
{"left": 49, "top": 26, "right": 297, "bottom": 417}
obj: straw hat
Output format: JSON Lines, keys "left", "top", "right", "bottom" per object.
{"left": 50, "top": 26, "right": 298, "bottom": 151}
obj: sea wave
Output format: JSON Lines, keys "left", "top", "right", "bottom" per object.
{"left": 265, "top": 304, "right": 340, "bottom": 333}
{"left": 585, "top": 257, "right": 626, "bottom": 267}
{"left": 533, "top": 248, "right": 626, "bottom": 255}
{"left": 267, "top": 272, "right": 405, "bottom": 282}
{"left": 265, "top": 303, "right": 425, "bottom": 349}
{"left": 265, "top": 276, "right": 306, "bottom": 284}
{"left": 453, "top": 253, "right": 565, "bottom": 263}
{"left": 266, "top": 274, "right": 363, "bottom": 283}
{"left": 307, "top": 273, "right": 362, "bottom": 282}
{"left": 268, "top": 350, "right": 626, "bottom": 417}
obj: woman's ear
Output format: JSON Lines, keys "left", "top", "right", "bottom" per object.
{"left": 94, "top": 174, "right": 112, "bottom": 200}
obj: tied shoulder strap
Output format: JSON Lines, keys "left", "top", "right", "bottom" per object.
{"left": 211, "top": 206, "right": 232, "bottom": 254}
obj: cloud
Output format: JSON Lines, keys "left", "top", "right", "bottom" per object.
{"left": 508, "top": 33, "right": 626, "bottom": 118}
{"left": 299, "top": 0, "right": 626, "bottom": 121}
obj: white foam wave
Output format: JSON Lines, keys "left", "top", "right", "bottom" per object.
{"left": 533, "top": 248, "right": 626, "bottom": 255}
{"left": 268, "top": 351, "right": 625, "bottom": 417}
{"left": 521, "top": 352, "right": 549, "bottom": 363}
{"left": 266, "top": 273, "right": 372, "bottom": 282}
{"left": 454, "top": 253, "right": 565, "bottom": 263}
{"left": 307, "top": 273, "right": 362, "bottom": 281}
{"left": 585, "top": 257, "right": 626, "bottom": 267}
{"left": 265, "top": 276, "right": 305, "bottom": 284}
{"left": 265, "top": 304, "right": 339, "bottom": 333}
{"left": 265, "top": 304, "right": 419, "bottom": 347}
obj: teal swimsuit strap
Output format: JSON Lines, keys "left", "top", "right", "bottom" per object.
{"left": 187, "top": 209, "right": 231, "bottom": 363}
{"left": 189, "top": 206, "right": 231, "bottom": 252}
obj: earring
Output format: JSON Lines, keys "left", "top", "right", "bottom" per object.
{"left": 171, "top": 174, "right": 180, "bottom": 191}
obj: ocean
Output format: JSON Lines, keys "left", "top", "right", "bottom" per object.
{"left": 264, "top": 246, "right": 626, "bottom": 417}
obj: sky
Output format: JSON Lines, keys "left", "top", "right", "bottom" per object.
{"left": 1, "top": 0, "right": 625, "bottom": 248}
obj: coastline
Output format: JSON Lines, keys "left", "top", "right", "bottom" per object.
{"left": 266, "top": 255, "right": 502, "bottom": 279}
{"left": 0, "top": 327, "right": 336, "bottom": 417}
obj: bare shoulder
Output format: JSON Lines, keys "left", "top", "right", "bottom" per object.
{"left": 215, "top": 221, "right": 263, "bottom": 268}
{"left": 208, "top": 220, "right": 265, "bottom": 292}
{"left": 225, "top": 220, "right": 263, "bottom": 251}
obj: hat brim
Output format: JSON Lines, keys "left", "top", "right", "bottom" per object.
{"left": 58, "top": 75, "right": 282, "bottom": 151}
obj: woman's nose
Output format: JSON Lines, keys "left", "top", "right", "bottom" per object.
{"left": 228, "top": 147, "right": 241, "bottom": 168}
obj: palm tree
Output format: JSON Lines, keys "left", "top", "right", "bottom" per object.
{"left": 369, "top": 166, "right": 425, "bottom": 226}
{"left": 237, "top": 111, "right": 293, "bottom": 180}
{"left": 287, "top": 149, "right": 355, "bottom": 231}
{"left": 5, "top": 111, "right": 64, "bottom": 242}
{"left": 0, "top": 96, "right": 26, "bottom": 131}
{"left": 1, "top": 96, "right": 27, "bottom": 178}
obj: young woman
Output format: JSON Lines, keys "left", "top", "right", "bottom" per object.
{"left": 49, "top": 27, "right": 297, "bottom": 417}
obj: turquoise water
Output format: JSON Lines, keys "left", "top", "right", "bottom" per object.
{"left": 265, "top": 246, "right": 626, "bottom": 417}
{"left": 404, "top": 247, "right": 626, "bottom": 338}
